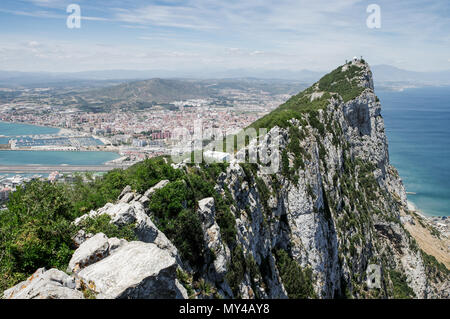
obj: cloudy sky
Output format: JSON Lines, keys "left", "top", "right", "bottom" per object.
{"left": 0, "top": 0, "right": 448, "bottom": 73}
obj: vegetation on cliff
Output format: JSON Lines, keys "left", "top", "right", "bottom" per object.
{"left": 1, "top": 61, "right": 448, "bottom": 299}
{"left": 274, "top": 249, "right": 315, "bottom": 299}
{"left": 0, "top": 157, "right": 234, "bottom": 292}
{"left": 249, "top": 62, "right": 365, "bottom": 132}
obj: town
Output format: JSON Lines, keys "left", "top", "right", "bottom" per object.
{"left": 0, "top": 79, "right": 301, "bottom": 203}
{"left": 0, "top": 81, "right": 298, "bottom": 163}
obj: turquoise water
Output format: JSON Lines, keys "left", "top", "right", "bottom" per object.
{"left": 0, "top": 150, "right": 119, "bottom": 166}
{"left": 0, "top": 120, "right": 118, "bottom": 166}
{"left": 378, "top": 86, "right": 450, "bottom": 217}
{"left": 0, "top": 121, "right": 60, "bottom": 143}
{"left": 0, "top": 121, "right": 103, "bottom": 145}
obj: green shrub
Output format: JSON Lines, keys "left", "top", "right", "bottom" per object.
{"left": 255, "top": 177, "right": 270, "bottom": 214}
{"left": 187, "top": 167, "right": 237, "bottom": 247}
{"left": 281, "top": 149, "right": 290, "bottom": 178}
{"left": 176, "top": 268, "right": 195, "bottom": 298}
{"left": 389, "top": 270, "right": 415, "bottom": 299}
{"left": 308, "top": 111, "right": 325, "bottom": 137}
{"left": 318, "top": 65, "right": 365, "bottom": 102}
{"left": 148, "top": 181, "right": 205, "bottom": 267}
{"left": 0, "top": 181, "right": 76, "bottom": 292}
{"left": 76, "top": 214, "right": 137, "bottom": 241}
{"left": 127, "top": 157, "right": 183, "bottom": 193}
{"left": 275, "top": 249, "right": 316, "bottom": 299}
{"left": 170, "top": 209, "right": 205, "bottom": 267}
{"left": 225, "top": 245, "right": 246, "bottom": 297}
{"left": 421, "top": 251, "right": 449, "bottom": 281}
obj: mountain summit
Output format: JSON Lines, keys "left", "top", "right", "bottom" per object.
{"left": 2, "top": 59, "right": 448, "bottom": 299}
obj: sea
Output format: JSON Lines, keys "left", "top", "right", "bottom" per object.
{"left": 0, "top": 150, "right": 120, "bottom": 166}
{"left": 0, "top": 121, "right": 59, "bottom": 144}
{"left": 0, "top": 121, "right": 120, "bottom": 167}
{"left": 378, "top": 86, "right": 450, "bottom": 217}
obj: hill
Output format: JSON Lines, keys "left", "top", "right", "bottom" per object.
{"left": 82, "top": 78, "right": 213, "bottom": 103}
{"left": 1, "top": 59, "right": 448, "bottom": 299}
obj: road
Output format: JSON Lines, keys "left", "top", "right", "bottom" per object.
{"left": 0, "top": 164, "right": 131, "bottom": 173}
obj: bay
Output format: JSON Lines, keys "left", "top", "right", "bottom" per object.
{"left": 0, "top": 121, "right": 60, "bottom": 143}
{"left": 0, "top": 121, "right": 117, "bottom": 166}
{"left": 0, "top": 150, "right": 119, "bottom": 166}
{"left": 378, "top": 86, "right": 450, "bottom": 217}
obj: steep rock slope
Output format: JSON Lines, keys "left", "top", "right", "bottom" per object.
{"left": 202, "top": 59, "right": 448, "bottom": 298}
{"left": 3, "top": 60, "right": 448, "bottom": 299}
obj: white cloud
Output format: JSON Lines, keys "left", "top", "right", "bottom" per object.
{"left": 113, "top": 5, "right": 218, "bottom": 30}
{"left": 0, "top": 0, "right": 449, "bottom": 72}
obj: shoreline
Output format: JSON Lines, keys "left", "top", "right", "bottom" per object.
{"left": 407, "top": 199, "right": 448, "bottom": 219}
{"left": 0, "top": 149, "right": 122, "bottom": 167}
{"left": 0, "top": 120, "right": 117, "bottom": 153}
{"left": 0, "top": 119, "right": 63, "bottom": 134}
{"left": 402, "top": 201, "right": 449, "bottom": 269}
{"left": 406, "top": 200, "right": 449, "bottom": 237}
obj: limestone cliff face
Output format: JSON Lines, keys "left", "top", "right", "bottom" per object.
{"left": 4, "top": 60, "right": 448, "bottom": 299}
{"left": 193, "top": 60, "right": 448, "bottom": 299}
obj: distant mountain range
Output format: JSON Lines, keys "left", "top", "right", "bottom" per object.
{"left": 1, "top": 65, "right": 449, "bottom": 89}
{"left": 371, "top": 65, "right": 450, "bottom": 83}
{"left": 81, "top": 78, "right": 213, "bottom": 104}
{"left": 51, "top": 78, "right": 309, "bottom": 112}
{"left": 0, "top": 77, "right": 309, "bottom": 112}
{"left": 81, "top": 77, "right": 308, "bottom": 101}
{"left": 0, "top": 69, "right": 322, "bottom": 85}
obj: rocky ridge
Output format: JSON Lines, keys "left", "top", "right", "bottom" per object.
{"left": 3, "top": 59, "right": 449, "bottom": 299}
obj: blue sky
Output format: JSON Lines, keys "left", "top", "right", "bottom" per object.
{"left": 0, "top": 0, "right": 448, "bottom": 73}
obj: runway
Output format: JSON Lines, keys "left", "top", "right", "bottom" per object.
{"left": 0, "top": 164, "right": 131, "bottom": 173}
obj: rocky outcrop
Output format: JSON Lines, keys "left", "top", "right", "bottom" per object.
{"left": 4, "top": 233, "right": 187, "bottom": 299}
{"left": 67, "top": 233, "right": 126, "bottom": 274}
{"left": 3, "top": 268, "right": 83, "bottom": 299}
{"left": 203, "top": 59, "right": 448, "bottom": 298}
{"left": 144, "top": 180, "right": 170, "bottom": 198}
{"left": 74, "top": 194, "right": 179, "bottom": 258}
{"left": 76, "top": 239, "right": 187, "bottom": 299}
{"left": 197, "top": 198, "right": 231, "bottom": 285}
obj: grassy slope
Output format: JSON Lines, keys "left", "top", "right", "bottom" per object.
{"left": 249, "top": 63, "right": 366, "bottom": 131}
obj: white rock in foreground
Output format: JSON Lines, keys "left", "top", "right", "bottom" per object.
{"left": 77, "top": 241, "right": 187, "bottom": 299}
{"left": 144, "top": 180, "right": 170, "bottom": 198}
{"left": 197, "top": 197, "right": 230, "bottom": 283}
{"left": 67, "top": 233, "right": 125, "bottom": 274}
{"left": 3, "top": 268, "right": 83, "bottom": 299}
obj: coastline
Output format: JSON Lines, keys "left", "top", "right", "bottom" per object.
{"left": 379, "top": 86, "right": 450, "bottom": 222}
{"left": 0, "top": 119, "right": 63, "bottom": 134}
{"left": 0, "top": 149, "right": 122, "bottom": 167}
{"left": 406, "top": 200, "right": 449, "bottom": 237}
{"left": 403, "top": 200, "right": 449, "bottom": 269}
{"left": 0, "top": 120, "right": 119, "bottom": 154}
